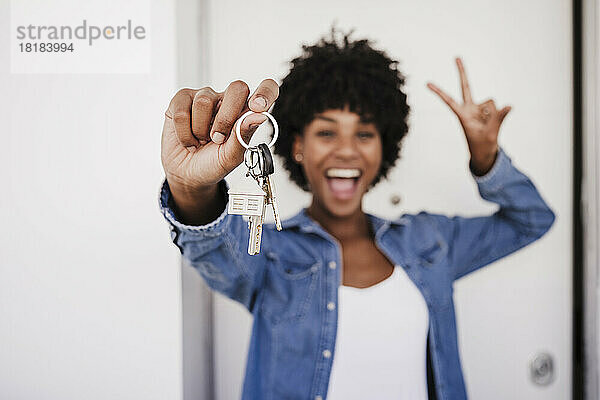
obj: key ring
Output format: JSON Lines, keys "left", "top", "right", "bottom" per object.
{"left": 235, "top": 110, "right": 279, "bottom": 149}
{"left": 244, "top": 147, "right": 263, "bottom": 180}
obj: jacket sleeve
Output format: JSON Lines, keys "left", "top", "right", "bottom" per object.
{"left": 425, "top": 147, "right": 556, "bottom": 281}
{"left": 158, "top": 179, "right": 267, "bottom": 312}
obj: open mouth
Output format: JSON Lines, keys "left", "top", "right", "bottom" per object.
{"left": 325, "top": 168, "right": 362, "bottom": 200}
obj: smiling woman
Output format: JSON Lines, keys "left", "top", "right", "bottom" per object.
{"left": 293, "top": 108, "right": 383, "bottom": 217}
{"left": 272, "top": 30, "right": 410, "bottom": 193}
{"left": 159, "top": 28, "right": 555, "bottom": 400}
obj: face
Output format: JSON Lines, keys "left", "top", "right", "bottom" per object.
{"left": 293, "top": 107, "right": 383, "bottom": 218}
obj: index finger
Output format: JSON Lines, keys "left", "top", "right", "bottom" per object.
{"left": 166, "top": 88, "right": 198, "bottom": 148}
{"left": 456, "top": 57, "right": 473, "bottom": 104}
{"left": 427, "top": 82, "right": 462, "bottom": 116}
{"left": 248, "top": 78, "right": 280, "bottom": 112}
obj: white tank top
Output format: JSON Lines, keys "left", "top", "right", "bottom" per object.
{"left": 326, "top": 266, "right": 430, "bottom": 400}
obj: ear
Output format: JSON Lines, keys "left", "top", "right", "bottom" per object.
{"left": 292, "top": 134, "right": 303, "bottom": 160}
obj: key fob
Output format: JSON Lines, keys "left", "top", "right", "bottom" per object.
{"left": 258, "top": 143, "right": 274, "bottom": 175}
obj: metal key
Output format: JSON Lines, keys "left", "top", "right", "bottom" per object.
{"left": 228, "top": 111, "right": 282, "bottom": 255}
{"left": 228, "top": 145, "right": 275, "bottom": 255}
{"left": 257, "top": 143, "right": 282, "bottom": 231}
{"left": 228, "top": 188, "right": 266, "bottom": 255}
{"left": 227, "top": 147, "right": 268, "bottom": 254}
{"left": 243, "top": 145, "right": 281, "bottom": 231}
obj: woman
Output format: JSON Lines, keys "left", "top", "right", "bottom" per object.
{"left": 159, "top": 32, "right": 555, "bottom": 400}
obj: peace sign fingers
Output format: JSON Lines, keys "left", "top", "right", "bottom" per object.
{"left": 426, "top": 82, "right": 462, "bottom": 116}
{"left": 426, "top": 57, "right": 474, "bottom": 119}
{"left": 456, "top": 57, "right": 473, "bottom": 104}
{"left": 426, "top": 57, "right": 512, "bottom": 174}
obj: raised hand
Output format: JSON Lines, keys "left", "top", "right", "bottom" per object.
{"left": 161, "top": 78, "right": 279, "bottom": 224}
{"left": 427, "top": 58, "right": 511, "bottom": 175}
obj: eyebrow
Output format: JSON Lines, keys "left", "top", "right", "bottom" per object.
{"left": 315, "top": 115, "right": 337, "bottom": 123}
{"left": 314, "top": 114, "right": 376, "bottom": 124}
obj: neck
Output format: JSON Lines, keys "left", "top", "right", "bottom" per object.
{"left": 306, "top": 198, "right": 372, "bottom": 241}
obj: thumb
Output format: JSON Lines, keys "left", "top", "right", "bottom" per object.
{"left": 498, "top": 105, "right": 512, "bottom": 124}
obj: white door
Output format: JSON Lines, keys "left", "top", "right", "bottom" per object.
{"left": 186, "top": 1, "right": 572, "bottom": 398}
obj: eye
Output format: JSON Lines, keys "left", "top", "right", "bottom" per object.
{"left": 357, "top": 131, "right": 376, "bottom": 140}
{"left": 316, "top": 130, "right": 335, "bottom": 138}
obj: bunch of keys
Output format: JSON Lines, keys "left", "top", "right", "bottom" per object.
{"left": 228, "top": 110, "right": 282, "bottom": 255}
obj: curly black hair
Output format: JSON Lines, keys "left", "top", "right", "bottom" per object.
{"left": 271, "top": 27, "right": 410, "bottom": 191}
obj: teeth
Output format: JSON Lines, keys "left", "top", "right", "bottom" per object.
{"left": 326, "top": 168, "right": 361, "bottom": 179}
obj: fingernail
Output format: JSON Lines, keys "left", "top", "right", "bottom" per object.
{"left": 251, "top": 96, "right": 267, "bottom": 110}
{"left": 211, "top": 131, "right": 226, "bottom": 144}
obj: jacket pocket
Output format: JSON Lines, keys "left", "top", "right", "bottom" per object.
{"left": 260, "top": 252, "right": 320, "bottom": 324}
{"left": 415, "top": 234, "right": 452, "bottom": 309}
{"left": 417, "top": 232, "right": 449, "bottom": 267}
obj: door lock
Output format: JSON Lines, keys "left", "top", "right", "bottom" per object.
{"left": 530, "top": 352, "right": 554, "bottom": 386}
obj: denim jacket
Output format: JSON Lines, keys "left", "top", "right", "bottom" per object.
{"left": 159, "top": 147, "right": 555, "bottom": 400}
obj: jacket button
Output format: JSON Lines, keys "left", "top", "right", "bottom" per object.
{"left": 315, "top": 396, "right": 323, "bottom": 400}
{"left": 322, "top": 349, "right": 331, "bottom": 358}
{"left": 328, "top": 261, "right": 337, "bottom": 270}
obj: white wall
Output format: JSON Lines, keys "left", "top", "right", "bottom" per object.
{"left": 0, "top": 1, "right": 183, "bottom": 399}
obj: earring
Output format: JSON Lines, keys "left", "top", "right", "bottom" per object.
{"left": 294, "top": 153, "right": 304, "bottom": 162}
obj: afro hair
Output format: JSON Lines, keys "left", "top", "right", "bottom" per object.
{"left": 271, "top": 27, "right": 411, "bottom": 191}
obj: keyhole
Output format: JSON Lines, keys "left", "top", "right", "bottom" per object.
{"left": 390, "top": 194, "right": 401, "bottom": 206}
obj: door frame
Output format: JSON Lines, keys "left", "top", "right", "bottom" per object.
{"left": 578, "top": 0, "right": 599, "bottom": 398}
{"left": 175, "top": 0, "right": 216, "bottom": 399}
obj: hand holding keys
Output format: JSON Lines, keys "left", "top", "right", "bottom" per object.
{"left": 228, "top": 111, "right": 282, "bottom": 255}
